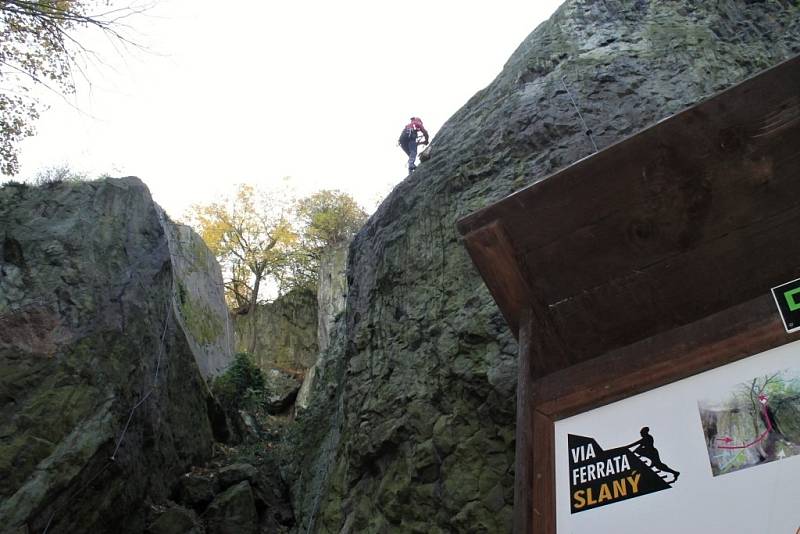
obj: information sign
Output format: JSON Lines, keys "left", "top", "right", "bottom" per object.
{"left": 555, "top": 340, "right": 800, "bottom": 533}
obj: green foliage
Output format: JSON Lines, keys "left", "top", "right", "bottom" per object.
{"left": 296, "top": 189, "right": 367, "bottom": 250}
{"left": 211, "top": 352, "right": 266, "bottom": 412}
{"left": 187, "top": 183, "right": 298, "bottom": 311}
{"left": 0, "top": 179, "right": 28, "bottom": 189}
{"left": 186, "top": 185, "right": 366, "bottom": 309}
{"left": 282, "top": 189, "right": 366, "bottom": 291}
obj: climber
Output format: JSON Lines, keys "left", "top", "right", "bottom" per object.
{"left": 398, "top": 117, "right": 429, "bottom": 174}
{"left": 627, "top": 427, "right": 680, "bottom": 483}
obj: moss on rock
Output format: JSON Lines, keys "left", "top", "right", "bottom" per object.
{"left": 178, "top": 281, "right": 224, "bottom": 345}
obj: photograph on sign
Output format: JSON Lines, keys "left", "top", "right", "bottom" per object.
{"left": 555, "top": 340, "right": 800, "bottom": 534}
{"left": 698, "top": 368, "right": 800, "bottom": 476}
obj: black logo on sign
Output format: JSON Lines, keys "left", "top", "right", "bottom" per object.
{"left": 568, "top": 427, "right": 679, "bottom": 513}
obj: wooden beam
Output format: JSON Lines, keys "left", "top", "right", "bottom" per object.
{"left": 461, "top": 221, "right": 532, "bottom": 337}
{"left": 545, "top": 204, "right": 800, "bottom": 362}
{"left": 516, "top": 307, "right": 573, "bottom": 534}
{"left": 522, "top": 95, "right": 800, "bottom": 306}
{"left": 534, "top": 294, "right": 796, "bottom": 419}
{"left": 457, "top": 56, "right": 800, "bottom": 363}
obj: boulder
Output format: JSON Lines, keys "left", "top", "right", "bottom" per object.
{"left": 203, "top": 481, "right": 258, "bottom": 534}
{"left": 216, "top": 463, "right": 258, "bottom": 491}
{"left": 174, "top": 472, "right": 217, "bottom": 509}
{"left": 147, "top": 505, "right": 204, "bottom": 534}
{"left": 263, "top": 368, "right": 302, "bottom": 414}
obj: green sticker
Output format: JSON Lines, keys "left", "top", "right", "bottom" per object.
{"left": 785, "top": 287, "right": 800, "bottom": 312}
{"left": 773, "top": 278, "right": 800, "bottom": 333}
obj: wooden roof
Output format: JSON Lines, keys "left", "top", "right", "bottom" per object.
{"left": 458, "top": 55, "right": 800, "bottom": 366}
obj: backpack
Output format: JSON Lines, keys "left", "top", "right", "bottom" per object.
{"left": 398, "top": 127, "right": 415, "bottom": 146}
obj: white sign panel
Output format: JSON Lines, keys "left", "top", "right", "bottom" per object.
{"left": 555, "top": 339, "right": 800, "bottom": 534}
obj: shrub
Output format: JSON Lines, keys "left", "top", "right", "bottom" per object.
{"left": 31, "top": 165, "right": 87, "bottom": 186}
{"left": 212, "top": 352, "right": 266, "bottom": 412}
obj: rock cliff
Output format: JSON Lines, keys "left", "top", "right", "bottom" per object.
{"left": 235, "top": 288, "right": 318, "bottom": 373}
{"left": 315, "top": 243, "right": 349, "bottom": 355}
{"left": 232, "top": 243, "right": 350, "bottom": 413}
{"left": 292, "top": 1, "right": 800, "bottom": 532}
{"left": 297, "top": 242, "right": 350, "bottom": 411}
{"left": 162, "top": 213, "right": 234, "bottom": 379}
{"left": 0, "top": 177, "right": 232, "bottom": 533}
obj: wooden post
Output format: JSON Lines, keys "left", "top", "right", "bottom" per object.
{"left": 514, "top": 308, "right": 534, "bottom": 533}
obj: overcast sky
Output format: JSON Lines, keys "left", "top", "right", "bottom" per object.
{"left": 15, "top": 0, "right": 563, "bottom": 218}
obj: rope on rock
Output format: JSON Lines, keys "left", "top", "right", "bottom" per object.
{"left": 111, "top": 305, "right": 171, "bottom": 460}
{"left": 561, "top": 76, "right": 598, "bottom": 153}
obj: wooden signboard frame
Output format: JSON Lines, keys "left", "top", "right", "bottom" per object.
{"left": 457, "top": 55, "right": 800, "bottom": 533}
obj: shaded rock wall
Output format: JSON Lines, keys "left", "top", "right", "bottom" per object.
{"left": 0, "top": 177, "right": 229, "bottom": 533}
{"left": 234, "top": 288, "right": 318, "bottom": 373}
{"left": 294, "top": 1, "right": 800, "bottom": 532}
{"left": 162, "top": 213, "right": 234, "bottom": 378}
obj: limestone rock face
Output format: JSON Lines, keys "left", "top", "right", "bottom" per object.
{"left": 293, "top": 1, "right": 800, "bottom": 532}
{"left": 0, "top": 177, "right": 230, "bottom": 533}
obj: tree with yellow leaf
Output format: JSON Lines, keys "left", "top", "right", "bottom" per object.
{"left": 189, "top": 184, "right": 368, "bottom": 353}
{"left": 188, "top": 184, "right": 298, "bottom": 352}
